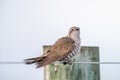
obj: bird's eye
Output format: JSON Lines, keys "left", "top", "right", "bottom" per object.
{"left": 71, "top": 29, "right": 74, "bottom": 31}
{"left": 70, "top": 29, "right": 74, "bottom": 33}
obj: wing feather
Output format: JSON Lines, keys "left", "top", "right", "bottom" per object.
{"left": 25, "top": 37, "right": 75, "bottom": 68}
{"left": 36, "top": 37, "right": 75, "bottom": 67}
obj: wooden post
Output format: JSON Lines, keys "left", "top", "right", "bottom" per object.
{"left": 43, "top": 46, "right": 100, "bottom": 80}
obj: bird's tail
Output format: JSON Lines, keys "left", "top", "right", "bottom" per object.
{"left": 24, "top": 56, "right": 47, "bottom": 68}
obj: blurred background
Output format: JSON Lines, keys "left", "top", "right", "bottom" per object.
{"left": 0, "top": 0, "right": 120, "bottom": 80}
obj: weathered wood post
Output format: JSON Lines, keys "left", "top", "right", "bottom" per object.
{"left": 43, "top": 46, "right": 100, "bottom": 80}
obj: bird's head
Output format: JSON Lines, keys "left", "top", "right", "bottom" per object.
{"left": 68, "top": 26, "right": 80, "bottom": 41}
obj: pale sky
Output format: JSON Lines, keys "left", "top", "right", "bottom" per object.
{"left": 0, "top": 0, "right": 120, "bottom": 80}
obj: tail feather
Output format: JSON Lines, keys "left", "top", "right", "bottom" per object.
{"left": 24, "top": 57, "right": 37, "bottom": 64}
{"left": 24, "top": 56, "right": 47, "bottom": 67}
{"left": 24, "top": 57, "right": 38, "bottom": 61}
{"left": 24, "top": 58, "right": 36, "bottom": 64}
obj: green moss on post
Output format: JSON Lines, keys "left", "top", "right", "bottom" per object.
{"left": 44, "top": 46, "right": 100, "bottom": 80}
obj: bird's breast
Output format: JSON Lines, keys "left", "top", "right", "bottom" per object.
{"left": 64, "top": 42, "right": 80, "bottom": 60}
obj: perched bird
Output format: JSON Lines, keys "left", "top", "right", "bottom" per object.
{"left": 24, "top": 26, "right": 81, "bottom": 68}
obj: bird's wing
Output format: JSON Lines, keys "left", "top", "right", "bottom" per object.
{"left": 25, "top": 37, "right": 75, "bottom": 68}
{"left": 38, "top": 37, "right": 75, "bottom": 67}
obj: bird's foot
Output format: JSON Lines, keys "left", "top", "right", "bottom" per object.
{"left": 63, "top": 60, "right": 72, "bottom": 65}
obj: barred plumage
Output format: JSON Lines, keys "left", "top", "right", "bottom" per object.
{"left": 60, "top": 27, "right": 81, "bottom": 61}
{"left": 62, "top": 43, "right": 80, "bottom": 60}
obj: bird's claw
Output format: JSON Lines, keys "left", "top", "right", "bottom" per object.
{"left": 63, "top": 61, "right": 72, "bottom": 65}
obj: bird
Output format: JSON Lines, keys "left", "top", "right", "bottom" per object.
{"left": 24, "top": 26, "right": 81, "bottom": 68}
